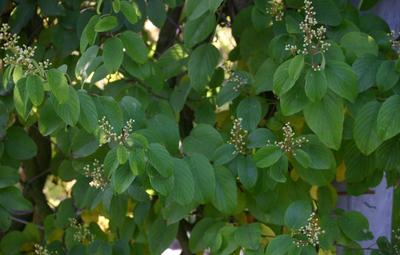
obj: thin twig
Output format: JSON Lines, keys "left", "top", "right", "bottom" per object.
{"left": 10, "top": 216, "right": 44, "bottom": 230}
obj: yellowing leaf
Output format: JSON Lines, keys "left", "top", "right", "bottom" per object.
{"left": 310, "top": 185, "right": 318, "bottom": 200}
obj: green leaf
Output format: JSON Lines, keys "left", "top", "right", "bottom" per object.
{"left": 0, "top": 187, "right": 32, "bottom": 212}
{"left": 171, "top": 159, "right": 195, "bottom": 205}
{"left": 38, "top": 100, "right": 63, "bottom": 136}
{"left": 187, "top": 153, "right": 216, "bottom": 202}
{"left": 247, "top": 128, "right": 275, "bottom": 149}
{"left": 0, "top": 166, "right": 18, "bottom": 188}
{"left": 304, "top": 93, "right": 344, "bottom": 150}
{"left": 78, "top": 90, "right": 98, "bottom": 133}
{"left": 254, "top": 146, "right": 283, "bottom": 168}
{"left": 352, "top": 54, "right": 381, "bottom": 92}
{"left": 103, "top": 37, "right": 124, "bottom": 73}
{"left": 120, "top": 31, "right": 148, "bottom": 64}
{"left": 120, "top": 0, "right": 140, "bottom": 24}
{"left": 305, "top": 69, "right": 328, "bottom": 102}
{"left": 236, "top": 97, "right": 262, "bottom": 131}
{"left": 236, "top": 155, "right": 258, "bottom": 189}
{"left": 117, "top": 145, "right": 128, "bottom": 164}
{"left": 265, "top": 235, "right": 294, "bottom": 255}
{"left": 148, "top": 143, "right": 174, "bottom": 177}
{"left": 48, "top": 69, "right": 69, "bottom": 103}
{"left": 96, "top": 96, "right": 124, "bottom": 131}
{"left": 148, "top": 218, "right": 178, "bottom": 255}
{"left": 377, "top": 95, "right": 400, "bottom": 141}
{"left": 338, "top": 211, "right": 373, "bottom": 241}
{"left": 71, "top": 130, "right": 98, "bottom": 158}
{"left": 284, "top": 200, "right": 312, "bottom": 229}
{"left": 353, "top": 100, "right": 382, "bottom": 155}
{"left": 314, "top": 0, "right": 342, "bottom": 26}
{"left": 94, "top": 15, "right": 118, "bottom": 32}
{"left": 376, "top": 60, "right": 399, "bottom": 91}
{"left": 280, "top": 79, "right": 308, "bottom": 116}
{"left": 51, "top": 87, "right": 80, "bottom": 126}
{"left": 301, "top": 135, "right": 335, "bottom": 170}
{"left": 104, "top": 147, "right": 119, "bottom": 177}
{"left": 269, "top": 155, "right": 288, "bottom": 183}
{"left": 254, "top": 58, "right": 277, "bottom": 93}
{"left": 234, "top": 223, "right": 261, "bottom": 250}
{"left": 294, "top": 149, "right": 311, "bottom": 168}
{"left": 5, "top": 127, "right": 37, "bottom": 160}
{"left": 112, "top": 163, "right": 136, "bottom": 194}
{"left": 212, "top": 166, "right": 237, "bottom": 214}
{"left": 26, "top": 74, "right": 44, "bottom": 106}
{"left": 212, "top": 144, "right": 237, "bottom": 166}
{"left": 75, "top": 45, "right": 99, "bottom": 79}
{"left": 0, "top": 207, "right": 11, "bottom": 231}
{"left": 147, "top": 0, "right": 167, "bottom": 28}
{"left": 325, "top": 61, "right": 358, "bottom": 102}
{"left": 189, "top": 218, "right": 224, "bottom": 252}
{"left": 184, "top": 13, "right": 216, "bottom": 48}
{"left": 188, "top": 44, "right": 220, "bottom": 91}
{"left": 273, "top": 59, "right": 296, "bottom": 96}
{"left": 340, "top": 32, "right": 378, "bottom": 61}
{"left": 288, "top": 55, "right": 304, "bottom": 81}
{"left": 183, "top": 124, "right": 223, "bottom": 159}
{"left": 185, "top": 0, "right": 224, "bottom": 20}
{"left": 13, "top": 78, "right": 31, "bottom": 120}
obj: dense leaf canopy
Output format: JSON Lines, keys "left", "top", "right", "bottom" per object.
{"left": 0, "top": 0, "right": 399, "bottom": 254}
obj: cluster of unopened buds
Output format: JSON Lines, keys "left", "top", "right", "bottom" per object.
{"left": 268, "top": 122, "right": 308, "bottom": 156}
{"left": 285, "top": 0, "right": 330, "bottom": 66}
{"left": 34, "top": 244, "right": 56, "bottom": 255}
{"left": 228, "top": 118, "right": 248, "bottom": 155}
{"left": 227, "top": 71, "right": 247, "bottom": 92}
{"left": 98, "top": 116, "right": 135, "bottom": 145}
{"left": 0, "top": 23, "right": 51, "bottom": 74}
{"left": 83, "top": 159, "right": 107, "bottom": 190}
{"left": 388, "top": 30, "right": 400, "bottom": 54}
{"left": 293, "top": 212, "right": 325, "bottom": 247}
{"left": 69, "top": 218, "right": 94, "bottom": 244}
{"left": 266, "top": 0, "right": 285, "bottom": 22}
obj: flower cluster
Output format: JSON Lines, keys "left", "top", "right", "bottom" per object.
{"left": 285, "top": 0, "right": 330, "bottom": 70}
{"left": 0, "top": 23, "right": 51, "bottom": 75}
{"left": 269, "top": 122, "right": 308, "bottom": 156}
{"left": 388, "top": 30, "right": 400, "bottom": 55}
{"left": 266, "top": 0, "right": 285, "bottom": 22}
{"left": 69, "top": 218, "right": 94, "bottom": 244}
{"left": 34, "top": 244, "right": 55, "bottom": 255}
{"left": 228, "top": 118, "right": 248, "bottom": 154}
{"left": 227, "top": 71, "right": 247, "bottom": 92}
{"left": 293, "top": 212, "right": 325, "bottom": 247}
{"left": 98, "top": 116, "right": 135, "bottom": 145}
{"left": 83, "top": 159, "right": 107, "bottom": 190}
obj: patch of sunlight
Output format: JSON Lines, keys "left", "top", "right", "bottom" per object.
{"left": 213, "top": 24, "right": 236, "bottom": 60}
{"left": 43, "top": 175, "right": 75, "bottom": 208}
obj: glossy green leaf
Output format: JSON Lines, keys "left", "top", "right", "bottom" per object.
{"left": 254, "top": 146, "right": 283, "bottom": 168}
{"left": 376, "top": 60, "right": 399, "bottom": 91}
{"left": 120, "top": 31, "right": 148, "bottom": 64}
{"left": 188, "top": 44, "right": 220, "bottom": 91}
{"left": 212, "top": 166, "right": 237, "bottom": 214}
{"left": 377, "top": 95, "right": 400, "bottom": 141}
{"left": 48, "top": 69, "right": 69, "bottom": 103}
{"left": 148, "top": 143, "right": 174, "bottom": 177}
{"left": 325, "top": 61, "right": 358, "bottom": 102}
{"left": 103, "top": 37, "right": 124, "bottom": 73}
{"left": 120, "top": 0, "right": 140, "bottom": 24}
{"left": 304, "top": 93, "right": 344, "bottom": 150}
{"left": 26, "top": 74, "right": 44, "bottom": 106}
{"left": 95, "top": 15, "right": 118, "bottom": 32}
{"left": 284, "top": 200, "right": 312, "bottom": 229}
{"left": 353, "top": 100, "right": 382, "bottom": 155}
{"left": 5, "top": 127, "right": 37, "bottom": 160}
{"left": 305, "top": 69, "right": 328, "bottom": 102}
